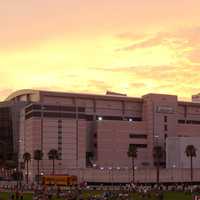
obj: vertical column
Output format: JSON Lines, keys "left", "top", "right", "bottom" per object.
{"left": 184, "top": 105, "right": 187, "bottom": 123}
{"left": 40, "top": 104, "right": 44, "bottom": 174}
{"left": 58, "top": 119, "right": 62, "bottom": 160}
{"left": 40, "top": 95, "right": 44, "bottom": 152}
{"left": 74, "top": 98, "right": 79, "bottom": 168}
{"left": 122, "top": 101, "right": 125, "bottom": 120}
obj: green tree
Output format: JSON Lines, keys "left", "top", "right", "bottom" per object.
{"left": 48, "top": 149, "right": 59, "bottom": 175}
{"left": 33, "top": 149, "right": 43, "bottom": 184}
{"left": 185, "top": 145, "right": 196, "bottom": 181}
{"left": 127, "top": 144, "right": 137, "bottom": 183}
{"left": 153, "top": 145, "right": 164, "bottom": 186}
{"left": 23, "top": 152, "right": 31, "bottom": 184}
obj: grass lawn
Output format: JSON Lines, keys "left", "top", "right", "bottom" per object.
{"left": 0, "top": 192, "right": 33, "bottom": 200}
{"left": 83, "top": 191, "right": 193, "bottom": 200}
{"left": 132, "top": 192, "right": 192, "bottom": 200}
{"left": 0, "top": 191, "right": 194, "bottom": 200}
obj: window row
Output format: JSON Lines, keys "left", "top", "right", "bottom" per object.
{"left": 129, "top": 143, "right": 147, "bottom": 148}
{"left": 129, "top": 134, "right": 147, "bottom": 139}
{"left": 25, "top": 111, "right": 142, "bottom": 122}
{"left": 178, "top": 119, "right": 200, "bottom": 125}
{"left": 25, "top": 104, "right": 85, "bottom": 113}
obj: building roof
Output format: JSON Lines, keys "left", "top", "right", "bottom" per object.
{"left": 5, "top": 89, "right": 143, "bottom": 103}
{"left": 5, "top": 89, "right": 39, "bottom": 101}
{"left": 5, "top": 89, "right": 200, "bottom": 106}
{"left": 40, "top": 90, "right": 142, "bottom": 102}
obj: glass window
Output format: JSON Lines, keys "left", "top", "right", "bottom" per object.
{"left": 129, "top": 134, "right": 147, "bottom": 139}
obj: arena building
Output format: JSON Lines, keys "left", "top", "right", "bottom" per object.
{"left": 2, "top": 89, "right": 200, "bottom": 182}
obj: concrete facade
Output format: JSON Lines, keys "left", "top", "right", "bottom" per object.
{"left": 166, "top": 137, "right": 200, "bottom": 169}
{"left": 2, "top": 89, "right": 200, "bottom": 182}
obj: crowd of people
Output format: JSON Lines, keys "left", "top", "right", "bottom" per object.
{"left": 0, "top": 182, "right": 200, "bottom": 200}
{"left": 30, "top": 183, "right": 200, "bottom": 200}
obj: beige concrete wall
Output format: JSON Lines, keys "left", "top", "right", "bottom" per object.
{"left": 68, "top": 168, "right": 200, "bottom": 183}
{"left": 42, "top": 96, "right": 74, "bottom": 106}
{"left": 166, "top": 137, "right": 200, "bottom": 169}
{"left": 77, "top": 120, "right": 87, "bottom": 168}
{"left": 20, "top": 116, "right": 87, "bottom": 181}
{"left": 96, "top": 120, "right": 147, "bottom": 168}
{"left": 177, "top": 124, "right": 200, "bottom": 136}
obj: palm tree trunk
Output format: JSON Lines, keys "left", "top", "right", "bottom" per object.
{"left": 132, "top": 157, "right": 135, "bottom": 183}
{"left": 37, "top": 160, "right": 40, "bottom": 184}
{"left": 26, "top": 161, "right": 29, "bottom": 185}
{"left": 53, "top": 159, "right": 55, "bottom": 175}
{"left": 156, "top": 164, "right": 160, "bottom": 186}
{"left": 191, "top": 156, "right": 193, "bottom": 182}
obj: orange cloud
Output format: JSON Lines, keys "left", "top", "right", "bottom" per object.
{"left": 0, "top": 1, "right": 200, "bottom": 101}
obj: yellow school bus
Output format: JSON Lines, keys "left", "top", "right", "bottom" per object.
{"left": 42, "top": 175, "right": 77, "bottom": 186}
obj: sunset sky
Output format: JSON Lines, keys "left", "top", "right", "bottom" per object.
{"left": 0, "top": 0, "right": 200, "bottom": 101}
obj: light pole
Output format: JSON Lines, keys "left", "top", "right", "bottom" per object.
{"left": 80, "top": 168, "right": 85, "bottom": 183}
{"left": 128, "top": 167, "right": 131, "bottom": 184}
{"left": 181, "top": 161, "right": 184, "bottom": 183}
{"left": 108, "top": 166, "right": 112, "bottom": 189}
{"left": 124, "top": 167, "right": 130, "bottom": 183}
{"left": 154, "top": 135, "right": 159, "bottom": 144}
{"left": 142, "top": 162, "right": 150, "bottom": 183}
{"left": 92, "top": 164, "right": 97, "bottom": 183}
{"left": 40, "top": 172, "right": 44, "bottom": 185}
{"left": 172, "top": 164, "right": 176, "bottom": 182}
{"left": 154, "top": 135, "right": 160, "bottom": 187}
{"left": 116, "top": 166, "right": 121, "bottom": 190}
{"left": 134, "top": 166, "right": 137, "bottom": 183}
{"left": 17, "top": 139, "right": 22, "bottom": 190}
{"left": 100, "top": 167, "right": 104, "bottom": 184}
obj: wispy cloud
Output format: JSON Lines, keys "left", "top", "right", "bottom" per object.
{"left": 116, "top": 32, "right": 147, "bottom": 41}
{"left": 93, "top": 62, "right": 200, "bottom": 100}
{"left": 116, "top": 33, "right": 169, "bottom": 51}
{"left": 117, "top": 27, "right": 200, "bottom": 52}
{"left": 0, "top": 1, "right": 200, "bottom": 101}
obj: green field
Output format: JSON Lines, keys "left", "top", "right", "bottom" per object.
{"left": 83, "top": 191, "right": 193, "bottom": 200}
{"left": 0, "top": 191, "right": 194, "bottom": 200}
{"left": 0, "top": 192, "right": 33, "bottom": 200}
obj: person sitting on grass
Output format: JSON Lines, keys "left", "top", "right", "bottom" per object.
{"left": 11, "top": 193, "right": 15, "bottom": 200}
{"left": 20, "top": 192, "right": 24, "bottom": 200}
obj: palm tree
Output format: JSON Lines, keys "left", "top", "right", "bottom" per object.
{"left": 33, "top": 149, "right": 43, "bottom": 184}
{"left": 5, "top": 159, "right": 18, "bottom": 182}
{"left": 5, "top": 159, "right": 17, "bottom": 171}
{"left": 185, "top": 145, "right": 196, "bottom": 181}
{"left": 153, "top": 145, "right": 164, "bottom": 186}
{"left": 127, "top": 144, "right": 137, "bottom": 183}
{"left": 0, "top": 141, "right": 7, "bottom": 168}
{"left": 0, "top": 151, "right": 6, "bottom": 169}
{"left": 86, "top": 152, "right": 94, "bottom": 167}
{"left": 5, "top": 153, "right": 18, "bottom": 176}
{"left": 0, "top": 140, "right": 6, "bottom": 165}
{"left": 48, "top": 149, "right": 59, "bottom": 175}
{"left": 23, "top": 152, "right": 31, "bottom": 184}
